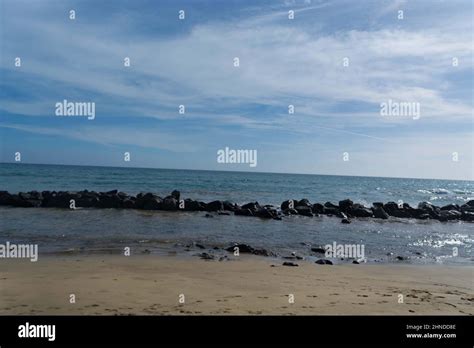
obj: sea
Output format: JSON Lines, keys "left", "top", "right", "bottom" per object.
{"left": 0, "top": 163, "right": 473, "bottom": 265}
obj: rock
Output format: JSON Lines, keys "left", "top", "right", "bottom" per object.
{"left": 195, "top": 243, "right": 206, "bottom": 249}
{"left": 352, "top": 260, "right": 359, "bottom": 264}
{"left": 183, "top": 199, "right": 201, "bottom": 211}
{"left": 441, "top": 204, "right": 459, "bottom": 211}
{"left": 349, "top": 204, "right": 373, "bottom": 218}
{"left": 281, "top": 199, "right": 297, "bottom": 210}
{"left": 296, "top": 199, "right": 312, "bottom": 207}
{"left": 225, "top": 244, "right": 254, "bottom": 253}
{"left": 206, "top": 200, "right": 224, "bottom": 212}
{"left": 339, "top": 199, "right": 353, "bottom": 212}
{"left": 234, "top": 208, "right": 253, "bottom": 216}
{"left": 171, "top": 190, "right": 180, "bottom": 201}
{"left": 324, "top": 202, "right": 339, "bottom": 209}
{"left": 223, "top": 201, "right": 238, "bottom": 211}
{"left": 283, "top": 208, "right": 299, "bottom": 215}
{"left": 42, "top": 191, "right": 77, "bottom": 208}
{"left": 282, "top": 262, "right": 299, "bottom": 267}
{"left": 311, "top": 247, "right": 326, "bottom": 254}
{"left": 312, "top": 203, "right": 324, "bottom": 214}
{"left": 396, "top": 256, "right": 406, "bottom": 261}
{"left": 122, "top": 198, "right": 136, "bottom": 209}
{"left": 383, "top": 202, "right": 412, "bottom": 218}
{"left": 295, "top": 205, "right": 313, "bottom": 217}
{"left": 341, "top": 218, "right": 351, "bottom": 224}
{"left": 225, "top": 243, "right": 273, "bottom": 257}
{"left": 255, "top": 207, "right": 278, "bottom": 219}
{"left": 135, "top": 193, "right": 162, "bottom": 210}
{"left": 0, "top": 191, "right": 14, "bottom": 206}
{"left": 97, "top": 192, "right": 123, "bottom": 208}
{"left": 323, "top": 207, "right": 341, "bottom": 216}
{"left": 372, "top": 206, "right": 389, "bottom": 219}
{"left": 241, "top": 202, "right": 260, "bottom": 212}
{"left": 438, "top": 210, "right": 462, "bottom": 221}
{"left": 372, "top": 202, "right": 384, "bottom": 208}
{"left": 162, "top": 197, "right": 178, "bottom": 210}
{"left": 417, "top": 202, "right": 440, "bottom": 218}
{"left": 461, "top": 211, "right": 474, "bottom": 222}
{"left": 204, "top": 213, "right": 213, "bottom": 218}
{"left": 466, "top": 200, "right": 474, "bottom": 207}
{"left": 218, "top": 211, "right": 230, "bottom": 216}
{"left": 315, "top": 259, "right": 333, "bottom": 265}
{"left": 199, "top": 253, "right": 214, "bottom": 260}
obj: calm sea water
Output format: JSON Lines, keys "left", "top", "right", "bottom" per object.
{"left": 0, "top": 163, "right": 473, "bottom": 264}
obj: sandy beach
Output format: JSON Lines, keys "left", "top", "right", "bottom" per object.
{"left": 0, "top": 255, "right": 472, "bottom": 315}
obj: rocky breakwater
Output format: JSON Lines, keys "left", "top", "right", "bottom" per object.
{"left": 0, "top": 190, "right": 473, "bottom": 223}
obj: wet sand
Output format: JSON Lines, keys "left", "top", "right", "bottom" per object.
{"left": 0, "top": 255, "right": 472, "bottom": 315}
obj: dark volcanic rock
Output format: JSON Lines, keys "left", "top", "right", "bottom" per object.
{"left": 461, "top": 211, "right": 474, "bottom": 221}
{"left": 441, "top": 204, "right": 459, "bottom": 211}
{"left": 349, "top": 204, "right": 373, "bottom": 218}
{"left": 162, "top": 197, "right": 178, "bottom": 210}
{"left": 183, "top": 199, "right": 201, "bottom": 211}
{"left": 206, "top": 200, "right": 224, "bottom": 212}
{"left": 312, "top": 203, "right": 324, "bottom": 214}
{"left": 137, "top": 193, "right": 162, "bottom": 210}
{"left": 339, "top": 199, "right": 353, "bottom": 212}
{"left": 281, "top": 199, "right": 297, "bottom": 210}
{"left": 0, "top": 191, "right": 14, "bottom": 206}
{"left": 223, "top": 201, "right": 238, "bottom": 211}
{"left": 234, "top": 208, "right": 254, "bottom": 216}
{"left": 341, "top": 218, "right": 351, "bottom": 224}
{"left": 283, "top": 208, "right": 299, "bottom": 215}
{"left": 315, "top": 259, "right": 333, "bottom": 265}
{"left": 418, "top": 202, "right": 441, "bottom": 219}
{"left": 296, "top": 199, "right": 312, "bottom": 207}
{"left": 372, "top": 206, "right": 389, "bottom": 219}
{"left": 255, "top": 207, "right": 278, "bottom": 219}
{"left": 171, "top": 190, "right": 180, "bottom": 201}
{"left": 97, "top": 192, "right": 122, "bottom": 208}
{"left": 282, "top": 262, "right": 299, "bottom": 267}
{"left": 241, "top": 202, "right": 260, "bottom": 212}
{"left": 225, "top": 243, "right": 272, "bottom": 257}
{"left": 311, "top": 247, "right": 326, "bottom": 254}
{"left": 383, "top": 202, "right": 412, "bottom": 218}
{"left": 199, "top": 252, "right": 214, "bottom": 260}
{"left": 295, "top": 205, "right": 313, "bottom": 217}
{"left": 438, "top": 210, "right": 462, "bottom": 222}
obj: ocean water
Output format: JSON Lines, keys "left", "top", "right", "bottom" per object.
{"left": 0, "top": 163, "right": 473, "bottom": 264}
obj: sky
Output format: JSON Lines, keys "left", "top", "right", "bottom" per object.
{"left": 0, "top": 0, "right": 473, "bottom": 180}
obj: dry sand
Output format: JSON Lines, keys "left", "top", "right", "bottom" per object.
{"left": 0, "top": 255, "right": 472, "bottom": 315}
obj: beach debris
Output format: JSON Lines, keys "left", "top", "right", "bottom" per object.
{"left": 282, "top": 262, "right": 299, "bottom": 267}
{"left": 315, "top": 259, "right": 333, "bottom": 265}
{"left": 311, "top": 246, "right": 326, "bottom": 254}
{"left": 225, "top": 243, "right": 274, "bottom": 257}
{"left": 198, "top": 252, "right": 215, "bottom": 260}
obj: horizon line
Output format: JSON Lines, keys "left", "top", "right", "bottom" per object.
{"left": 1, "top": 161, "right": 472, "bottom": 182}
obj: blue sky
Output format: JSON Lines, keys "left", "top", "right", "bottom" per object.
{"left": 0, "top": 0, "right": 473, "bottom": 180}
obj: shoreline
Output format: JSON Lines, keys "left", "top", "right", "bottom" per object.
{"left": 0, "top": 254, "right": 472, "bottom": 315}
